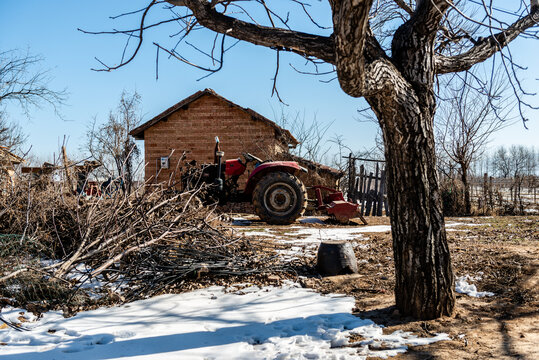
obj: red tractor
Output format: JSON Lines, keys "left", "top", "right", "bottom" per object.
{"left": 186, "top": 137, "right": 366, "bottom": 225}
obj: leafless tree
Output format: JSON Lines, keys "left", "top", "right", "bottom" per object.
{"left": 492, "top": 146, "right": 512, "bottom": 178}
{"left": 509, "top": 145, "right": 537, "bottom": 178}
{"left": 274, "top": 106, "right": 333, "bottom": 164}
{"left": 84, "top": 91, "right": 142, "bottom": 194}
{"left": 524, "top": 147, "right": 538, "bottom": 176}
{"left": 0, "top": 49, "right": 66, "bottom": 152}
{"left": 507, "top": 145, "right": 534, "bottom": 206}
{"left": 0, "top": 110, "right": 27, "bottom": 151}
{"left": 436, "top": 70, "right": 513, "bottom": 215}
{"left": 0, "top": 49, "right": 65, "bottom": 115}
{"left": 492, "top": 145, "right": 537, "bottom": 209}
{"left": 328, "top": 134, "right": 353, "bottom": 172}
{"left": 84, "top": 1, "right": 539, "bottom": 319}
{"left": 492, "top": 145, "right": 533, "bottom": 179}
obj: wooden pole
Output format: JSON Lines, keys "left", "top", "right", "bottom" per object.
{"left": 365, "top": 172, "right": 373, "bottom": 216}
{"left": 62, "top": 146, "right": 74, "bottom": 193}
{"left": 372, "top": 163, "right": 380, "bottom": 216}
{"left": 354, "top": 176, "right": 360, "bottom": 202}
{"left": 359, "top": 165, "right": 365, "bottom": 212}
{"left": 377, "top": 169, "right": 386, "bottom": 216}
{"left": 347, "top": 153, "right": 354, "bottom": 201}
{"left": 361, "top": 167, "right": 368, "bottom": 216}
{"left": 483, "top": 173, "right": 488, "bottom": 213}
{"left": 489, "top": 176, "right": 494, "bottom": 210}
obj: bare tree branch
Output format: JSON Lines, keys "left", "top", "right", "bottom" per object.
{"left": 165, "top": 0, "right": 336, "bottom": 63}
{"left": 0, "top": 50, "right": 66, "bottom": 115}
{"left": 329, "top": 0, "right": 374, "bottom": 95}
{"left": 435, "top": 8, "right": 539, "bottom": 74}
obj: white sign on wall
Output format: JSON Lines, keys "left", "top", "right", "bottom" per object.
{"left": 160, "top": 156, "right": 169, "bottom": 169}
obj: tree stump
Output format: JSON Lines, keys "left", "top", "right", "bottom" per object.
{"left": 316, "top": 241, "right": 358, "bottom": 276}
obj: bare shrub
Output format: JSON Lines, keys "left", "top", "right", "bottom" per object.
{"left": 440, "top": 178, "right": 465, "bottom": 217}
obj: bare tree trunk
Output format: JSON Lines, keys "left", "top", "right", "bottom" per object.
{"left": 368, "top": 92, "right": 455, "bottom": 319}
{"left": 460, "top": 163, "right": 471, "bottom": 215}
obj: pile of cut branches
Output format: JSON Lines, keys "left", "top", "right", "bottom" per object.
{"left": 0, "top": 170, "right": 282, "bottom": 311}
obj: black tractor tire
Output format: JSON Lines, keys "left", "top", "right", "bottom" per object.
{"left": 252, "top": 171, "right": 307, "bottom": 225}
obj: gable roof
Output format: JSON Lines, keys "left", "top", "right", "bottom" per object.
{"left": 129, "top": 89, "right": 298, "bottom": 147}
{"left": 0, "top": 146, "right": 24, "bottom": 165}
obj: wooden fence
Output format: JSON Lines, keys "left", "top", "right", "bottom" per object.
{"left": 468, "top": 173, "right": 538, "bottom": 212}
{"left": 345, "top": 154, "right": 388, "bottom": 216}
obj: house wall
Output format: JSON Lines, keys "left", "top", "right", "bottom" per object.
{"left": 143, "top": 94, "right": 288, "bottom": 187}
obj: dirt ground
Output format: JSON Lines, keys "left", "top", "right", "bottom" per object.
{"left": 232, "top": 215, "right": 539, "bottom": 359}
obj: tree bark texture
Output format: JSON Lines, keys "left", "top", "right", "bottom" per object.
{"left": 367, "top": 92, "right": 454, "bottom": 319}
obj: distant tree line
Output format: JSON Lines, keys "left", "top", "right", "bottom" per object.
{"left": 439, "top": 145, "right": 538, "bottom": 215}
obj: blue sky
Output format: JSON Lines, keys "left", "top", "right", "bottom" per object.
{"left": 1, "top": 1, "right": 537, "bottom": 164}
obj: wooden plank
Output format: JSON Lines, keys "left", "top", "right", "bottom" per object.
{"left": 364, "top": 172, "right": 373, "bottom": 216}
{"left": 372, "top": 163, "right": 380, "bottom": 216}
{"left": 354, "top": 176, "right": 360, "bottom": 202}
{"left": 360, "top": 167, "right": 367, "bottom": 215}
{"left": 347, "top": 153, "right": 356, "bottom": 201}
{"left": 357, "top": 165, "right": 364, "bottom": 207}
{"left": 62, "top": 146, "right": 75, "bottom": 193}
{"left": 377, "top": 169, "right": 386, "bottom": 216}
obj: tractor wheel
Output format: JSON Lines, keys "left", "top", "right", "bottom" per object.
{"left": 252, "top": 171, "right": 307, "bottom": 225}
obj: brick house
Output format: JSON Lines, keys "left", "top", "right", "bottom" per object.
{"left": 130, "top": 89, "right": 303, "bottom": 186}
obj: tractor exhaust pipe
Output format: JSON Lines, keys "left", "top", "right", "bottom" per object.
{"left": 214, "top": 136, "right": 224, "bottom": 192}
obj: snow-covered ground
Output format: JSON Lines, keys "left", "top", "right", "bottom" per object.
{"left": 234, "top": 217, "right": 483, "bottom": 242}
{"left": 445, "top": 222, "right": 489, "bottom": 232}
{"left": 233, "top": 218, "right": 485, "bottom": 258}
{"left": 234, "top": 220, "right": 390, "bottom": 242}
{"left": 0, "top": 282, "right": 449, "bottom": 359}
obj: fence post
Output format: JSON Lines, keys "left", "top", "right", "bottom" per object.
{"left": 488, "top": 176, "right": 494, "bottom": 210}
{"left": 359, "top": 165, "right": 365, "bottom": 206}
{"left": 483, "top": 173, "right": 488, "bottom": 213}
{"left": 377, "top": 169, "right": 386, "bottom": 216}
{"left": 365, "top": 172, "right": 374, "bottom": 216}
{"left": 372, "top": 163, "right": 380, "bottom": 216}
{"left": 360, "top": 168, "right": 368, "bottom": 216}
{"left": 347, "top": 153, "right": 355, "bottom": 201}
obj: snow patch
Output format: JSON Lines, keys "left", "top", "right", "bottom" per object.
{"left": 0, "top": 283, "right": 448, "bottom": 359}
{"left": 238, "top": 225, "right": 384, "bottom": 243}
{"left": 455, "top": 275, "right": 494, "bottom": 298}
